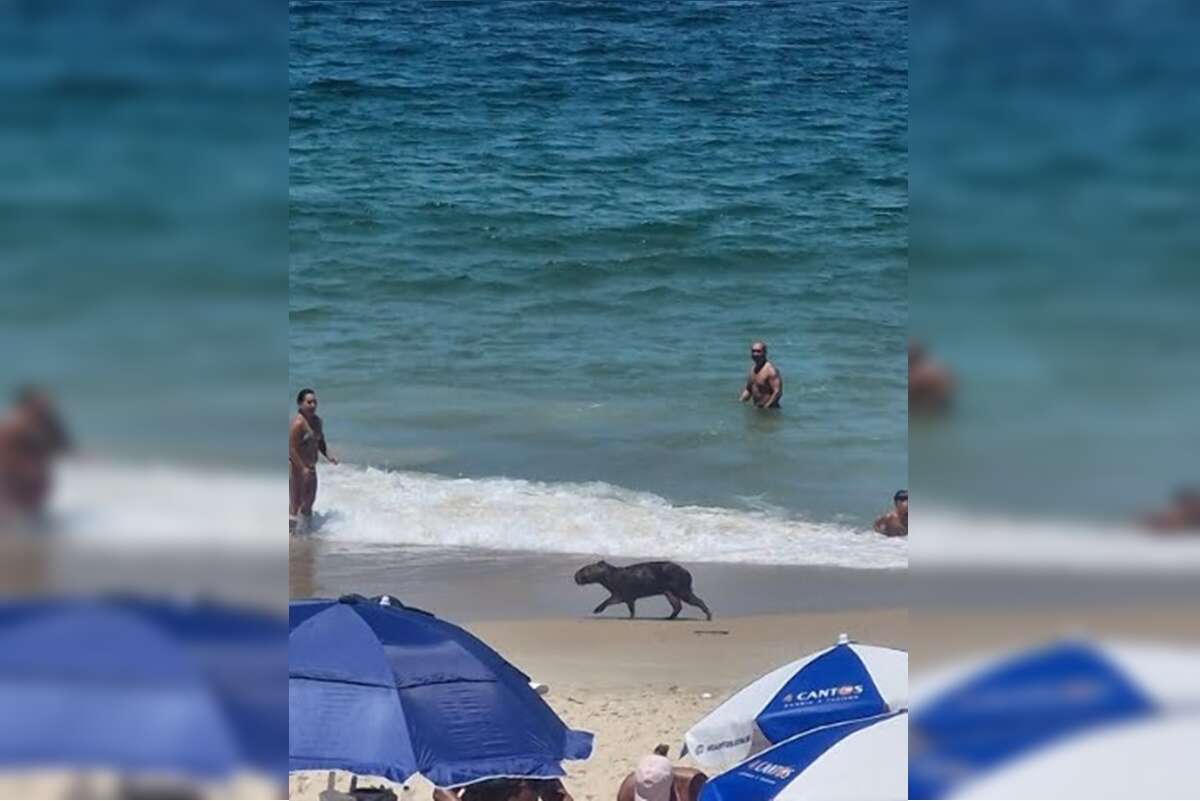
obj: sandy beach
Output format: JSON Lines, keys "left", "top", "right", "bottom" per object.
{"left": 289, "top": 608, "right": 907, "bottom": 801}
{"left": 907, "top": 565, "right": 1200, "bottom": 670}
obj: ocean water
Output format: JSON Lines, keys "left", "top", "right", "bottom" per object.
{"left": 290, "top": 0, "right": 907, "bottom": 566}
{"left": 1, "top": 2, "right": 286, "bottom": 470}
{"left": 911, "top": 0, "right": 1200, "bottom": 525}
{"left": 1, "top": 0, "right": 286, "bottom": 585}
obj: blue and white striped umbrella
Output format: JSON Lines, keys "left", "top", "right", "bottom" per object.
{"left": 700, "top": 711, "right": 907, "bottom": 801}
{"left": 909, "top": 638, "right": 1200, "bottom": 799}
{"left": 684, "top": 634, "right": 907, "bottom": 772}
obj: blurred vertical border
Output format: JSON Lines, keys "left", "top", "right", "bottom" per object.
{"left": 0, "top": 1, "right": 286, "bottom": 796}
{"left": 910, "top": 1, "right": 1200, "bottom": 797}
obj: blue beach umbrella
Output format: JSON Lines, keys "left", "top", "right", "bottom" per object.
{"left": 684, "top": 634, "right": 907, "bottom": 772}
{"left": 288, "top": 595, "right": 594, "bottom": 789}
{"left": 909, "top": 638, "right": 1200, "bottom": 799}
{"left": 700, "top": 711, "right": 908, "bottom": 801}
{"left": 0, "top": 597, "right": 287, "bottom": 780}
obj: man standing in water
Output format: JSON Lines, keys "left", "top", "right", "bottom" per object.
{"left": 738, "top": 341, "right": 783, "bottom": 409}
{"left": 290, "top": 388, "right": 337, "bottom": 533}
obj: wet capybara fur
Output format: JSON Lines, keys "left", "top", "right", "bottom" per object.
{"left": 574, "top": 560, "right": 713, "bottom": 620}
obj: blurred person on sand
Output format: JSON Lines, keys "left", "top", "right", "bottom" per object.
{"left": 290, "top": 388, "right": 337, "bottom": 533}
{"left": 738, "top": 341, "right": 783, "bottom": 409}
{"left": 0, "top": 386, "right": 72, "bottom": 520}
{"left": 874, "top": 489, "right": 908, "bottom": 537}
{"left": 1142, "top": 486, "right": 1200, "bottom": 534}
{"left": 617, "top": 747, "right": 706, "bottom": 801}
{"left": 434, "top": 777, "right": 573, "bottom": 801}
{"left": 908, "top": 339, "right": 954, "bottom": 416}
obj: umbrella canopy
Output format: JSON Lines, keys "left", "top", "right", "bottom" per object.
{"left": 288, "top": 595, "right": 593, "bottom": 788}
{"left": 909, "top": 638, "right": 1200, "bottom": 799}
{"left": 953, "top": 715, "right": 1200, "bottom": 799}
{"left": 0, "top": 597, "right": 287, "bottom": 780}
{"left": 700, "top": 711, "right": 907, "bottom": 801}
{"left": 684, "top": 634, "right": 907, "bottom": 772}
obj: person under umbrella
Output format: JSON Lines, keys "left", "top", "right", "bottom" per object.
{"left": 616, "top": 747, "right": 706, "bottom": 801}
{"left": 433, "top": 777, "right": 573, "bottom": 801}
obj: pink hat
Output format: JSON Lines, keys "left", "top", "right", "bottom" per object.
{"left": 634, "top": 754, "right": 674, "bottom": 801}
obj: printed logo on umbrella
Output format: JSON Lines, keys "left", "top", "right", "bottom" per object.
{"left": 780, "top": 684, "right": 865, "bottom": 707}
{"left": 747, "top": 759, "right": 797, "bottom": 782}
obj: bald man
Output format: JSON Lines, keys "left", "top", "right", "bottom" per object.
{"left": 738, "top": 341, "right": 783, "bottom": 409}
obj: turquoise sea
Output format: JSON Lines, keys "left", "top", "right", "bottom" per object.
{"left": 289, "top": 0, "right": 907, "bottom": 566}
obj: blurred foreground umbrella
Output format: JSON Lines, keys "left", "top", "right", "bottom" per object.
{"left": 288, "top": 595, "right": 593, "bottom": 788}
{"left": 700, "top": 711, "right": 907, "bottom": 801}
{"left": 684, "top": 634, "right": 907, "bottom": 772}
{"left": 910, "top": 638, "right": 1200, "bottom": 799}
{"left": 0, "top": 597, "right": 287, "bottom": 780}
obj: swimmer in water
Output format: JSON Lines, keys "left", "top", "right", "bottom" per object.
{"left": 289, "top": 388, "right": 337, "bottom": 533}
{"left": 1141, "top": 487, "right": 1200, "bottom": 534}
{"left": 739, "top": 341, "right": 783, "bottom": 409}
{"left": 874, "top": 489, "right": 908, "bottom": 537}
{"left": 909, "top": 339, "right": 954, "bottom": 416}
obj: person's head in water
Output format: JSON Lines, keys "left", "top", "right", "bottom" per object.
{"left": 894, "top": 489, "right": 908, "bottom": 517}
{"left": 14, "top": 385, "right": 45, "bottom": 407}
{"left": 297, "top": 388, "right": 318, "bottom": 418}
{"left": 908, "top": 339, "right": 926, "bottom": 367}
{"left": 9, "top": 385, "right": 71, "bottom": 452}
{"left": 12, "top": 385, "right": 55, "bottom": 418}
{"left": 750, "top": 341, "right": 768, "bottom": 368}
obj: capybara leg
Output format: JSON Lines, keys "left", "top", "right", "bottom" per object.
{"left": 593, "top": 595, "right": 615, "bottom": 615}
{"left": 665, "top": 592, "right": 683, "bottom": 619}
{"left": 683, "top": 591, "right": 713, "bottom": 621}
{"left": 626, "top": 599, "right": 637, "bottom": 619}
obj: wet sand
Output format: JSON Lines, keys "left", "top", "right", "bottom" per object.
{"left": 907, "top": 566, "right": 1200, "bottom": 669}
{"left": 288, "top": 537, "right": 907, "bottom": 620}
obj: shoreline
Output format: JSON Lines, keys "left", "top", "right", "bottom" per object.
{"left": 289, "top": 540, "right": 907, "bottom": 621}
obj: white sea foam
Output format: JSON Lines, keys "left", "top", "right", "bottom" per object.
{"left": 41, "top": 461, "right": 907, "bottom": 568}
{"left": 47, "top": 460, "right": 281, "bottom": 550}
{"left": 314, "top": 464, "right": 907, "bottom": 569}
{"left": 915, "top": 505, "right": 1200, "bottom": 573}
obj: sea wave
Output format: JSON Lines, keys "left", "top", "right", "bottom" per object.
{"left": 315, "top": 464, "right": 907, "bottom": 569}
{"left": 914, "top": 505, "right": 1200, "bottom": 574}
{"left": 47, "top": 461, "right": 280, "bottom": 550}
